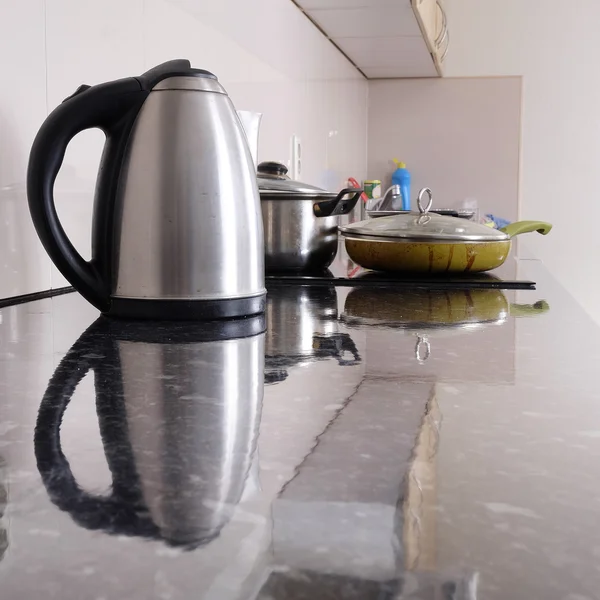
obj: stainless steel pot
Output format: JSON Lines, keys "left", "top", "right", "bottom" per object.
{"left": 258, "top": 162, "right": 362, "bottom": 272}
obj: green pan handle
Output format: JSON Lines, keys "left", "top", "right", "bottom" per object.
{"left": 500, "top": 221, "right": 553, "bottom": 238}
{"left": 509, "top": 300, "right": 550, "bottom": 317}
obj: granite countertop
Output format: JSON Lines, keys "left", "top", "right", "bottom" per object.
{"left": 0, "top": 253, "right": 599, "bottom": 600}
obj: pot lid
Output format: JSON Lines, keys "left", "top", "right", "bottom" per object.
{"left": 339, "top": 188, "right": 509, "bottom": 242}
{"left": 257, "top": 161, "right": 338, "bottom": 199}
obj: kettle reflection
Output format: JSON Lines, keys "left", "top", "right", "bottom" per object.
{"left": 35, "top": 316, "right": 265, "bottom": 548}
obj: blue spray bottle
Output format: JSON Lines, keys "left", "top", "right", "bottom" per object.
{"left": 391, "top": 159, "right": 411, "bottom": 211}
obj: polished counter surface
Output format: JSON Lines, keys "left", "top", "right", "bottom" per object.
{"left": 0, "top": 257, "right": 598, "bottom": 599}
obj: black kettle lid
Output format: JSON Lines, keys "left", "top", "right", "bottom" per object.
{"left": 136, "top": 59, "right": 217, "bottom": 90}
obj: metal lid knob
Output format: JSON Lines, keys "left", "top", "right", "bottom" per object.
{"left": 417, "top": 188, "right": 434, "bottom": 214}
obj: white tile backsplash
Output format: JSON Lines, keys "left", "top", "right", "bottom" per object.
{"left": 0, "top": 0, "right": 51, "bottom": 298}
{"left": 45, "top": 0, "right": 146, "bottom": 287}
{"left": 0, "top": 0, "right": 367, "bottom": 298}
{"left": 367, "top": 77, "right": 522, "bottom": 221}
{"left": 46, "top": 0, "right": 145, "bottom": 106}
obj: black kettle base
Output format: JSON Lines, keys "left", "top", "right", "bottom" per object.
{"left": 104, "top": 294, "right": 266, "bottom": 321}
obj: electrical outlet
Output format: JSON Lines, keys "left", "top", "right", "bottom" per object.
{"left": 290, "top": 134, "right": 301, "bottom": 180}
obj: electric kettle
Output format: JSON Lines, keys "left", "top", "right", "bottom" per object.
{"left": 27, "top": 60, "right": 265, "bottom": 320}
{"left": 35, "top": 316, "right": 264, "bottom": 547}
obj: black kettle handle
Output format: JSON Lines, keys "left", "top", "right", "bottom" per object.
{"left": 27, "top": 78, "right": 148, "bottom": 311}
{"left": 34, "top": 318, "right": 160, "bottom": 538}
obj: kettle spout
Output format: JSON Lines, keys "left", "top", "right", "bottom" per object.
{"left": 237, "top": 110, "right": 262, "bottom": 169}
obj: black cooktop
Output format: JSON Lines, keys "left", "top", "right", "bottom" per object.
{"left": 266, "top": 271, "right": 536, "bottom": 290}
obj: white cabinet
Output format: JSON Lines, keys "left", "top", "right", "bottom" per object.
{"left": 294, "top": 0, "right": 450, "bottom": 78}
{"left": 412, "top": 0, "right": 449, "bottom": 74}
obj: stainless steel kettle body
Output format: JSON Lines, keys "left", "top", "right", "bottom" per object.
{"left": 27, "top": 60, "right": 265, "bottom": 320}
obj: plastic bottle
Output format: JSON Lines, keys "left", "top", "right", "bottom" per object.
{"left": 391, "top": 159, "right": 411, "bottom": 211}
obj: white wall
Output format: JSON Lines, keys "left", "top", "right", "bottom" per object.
{"left": 0, "top": 0, "right": 367, "bottom": 299}
{"left": 0, "top": 2, "right": 51, "bottom": 299}
{"left": 367, "top": 77, "right": 521, "bottom": 221}
{"left": 445, "top": 0, "right": 600, "bottom": 322}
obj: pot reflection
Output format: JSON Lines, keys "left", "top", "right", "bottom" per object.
{"left": 265, "top": 284, "right": 361, "bottom": 384}
{"left": 342, "top": 287, "right": 549, "bottom": 363}
{"left": 34, "top": 316, "right": 265, "bottom": 548}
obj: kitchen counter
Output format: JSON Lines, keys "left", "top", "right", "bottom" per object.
{"left": 0, "top": 253, "right": 599, "bottom": 600}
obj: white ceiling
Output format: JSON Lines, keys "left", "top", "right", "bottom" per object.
{"left": 294, "top": 0, "right": 438, "bottom": 78}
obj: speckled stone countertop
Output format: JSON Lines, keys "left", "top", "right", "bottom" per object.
{"left": 0, "top": 254, "right": 598, "bottom": 600}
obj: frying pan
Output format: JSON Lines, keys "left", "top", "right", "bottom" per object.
{"left": 339, "top": 188, "right": 552, "bottom": 274}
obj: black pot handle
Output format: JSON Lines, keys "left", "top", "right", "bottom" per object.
{"left": 313, "top": 188, "right": 362, "bottom": 218}
{"left": 335, "top": 333, "right": 362, "bottom": 366}
{"left": 27, "top": 78, "right": 148, "bottom": 311}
